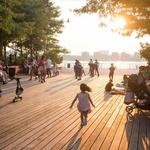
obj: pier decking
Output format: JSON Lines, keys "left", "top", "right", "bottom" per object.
{"left": 0, "top": 74, "right": 150, "bottom": 150}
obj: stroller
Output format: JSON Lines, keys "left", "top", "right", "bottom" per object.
{"left": 124, "top": 74, "right": 150, "bottom": 114}
{"left": 12, "top": 77, "right": 24, "bottom": 102}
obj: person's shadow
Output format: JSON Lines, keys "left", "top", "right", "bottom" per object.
{"left": 123, "top": 113, "right": 150, "bottom": 150}
{"left": 72, "top": 76, "right": 95, "bottom": 86}
{"left": 66, "top": 128, "right": 82, "bottom": 150}
{"left": 0, "top": 101, "right": 13, "bottom": 109}
{"left": 103, "top": 91, "right": 112, "bottom": 101}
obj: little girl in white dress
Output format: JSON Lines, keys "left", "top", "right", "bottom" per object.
{"left": 70, "top": 83, "right": 95, "bottom": 126}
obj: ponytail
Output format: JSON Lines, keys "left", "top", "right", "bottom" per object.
{"left": 80, "top": 83, "right": 92, "bottom": 92}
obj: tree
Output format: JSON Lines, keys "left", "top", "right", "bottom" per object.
{"left": 0, "top": 0, "right": 34, "bottom": 61}
{"left": 44, "top": 44, "right": 68, "bottom": 64}
{"left": 140, "top": 43, "right": 150, "bottom": 64}
{"left": 76, "top": 0, "right": 150, "bottom": 62}
{"left": 0, "top": 0, "right": 68, "bottom": 64}
{"left": 75, "top": 0, "right": 150, "bottom": 36}
{"left": 18, "top": 0, "right": 68, "bottom": 63}
{"left": 0, "top": 0, "right": 15, "bottom": 60}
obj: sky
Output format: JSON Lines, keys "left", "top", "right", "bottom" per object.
{"left": 54, "top": 0, "right": 148, "bottom": 55}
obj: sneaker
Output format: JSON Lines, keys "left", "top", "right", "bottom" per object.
{"left": 80, "top": 122, "right": 84, "bottom": 127}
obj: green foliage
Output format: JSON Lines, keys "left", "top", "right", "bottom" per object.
{"left": 75, "top": 0, "right": 150, "bottom": 36}
{"left": 44, "top": 46, "right": 68, "bottom": 64}
{"left": 0, "top": 0, "right": 67, "bottom": 64}
{"left": 76, "top": 0, "right": 150, "bottom": 63}
{"left": 140, "top": 43, "right": 150, "bottom": 64}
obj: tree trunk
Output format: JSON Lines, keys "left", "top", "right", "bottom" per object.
{"left": 0, "top": 29, "right": 3, "bottom": 60}
{"left": 20, "top": 45, "right": 23, "bottom": 55}
{"left": 30, "top": 49, "right": 33, "bottom": 59}
{"left": 3, "top": 44, "right": 6, "bottom": 63}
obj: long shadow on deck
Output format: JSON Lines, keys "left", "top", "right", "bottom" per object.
{"left": 0, "top": 101, "right": 13, "bottom": 109}
{"left": 103, "top": 91, "right": 113, "bottom": 101}
{"left": 44, "top": 76, "right": 96, "bottom": 95}
{"left": 66, "top": 128, "right": 82, "bottom": 150}
{"left": 124, "top": 113, "right": 150, "bottom": 150}
{"left": 72, "top": 76, "right": 96, "bottom": 86}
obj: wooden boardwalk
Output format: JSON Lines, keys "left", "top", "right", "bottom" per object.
{"left": 0, "top": 74, "right": 150, "bottom": 150}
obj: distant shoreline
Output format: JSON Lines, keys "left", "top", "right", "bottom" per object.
{"left": 62, "top": 60, "right": 147, "bottom": 69}
{"left": 61, "top": 68, "right": 139, "bottom": 76}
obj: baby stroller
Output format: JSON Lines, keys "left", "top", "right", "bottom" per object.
{"left": 13, "top": 77, "right": 24, "bottom": 102}
{"left": 124, "top": 74, "right": 150, "bottom": 115}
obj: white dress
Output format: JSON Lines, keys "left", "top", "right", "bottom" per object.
{"left": 77, "top": 92, "right": 91, "bottom": 112}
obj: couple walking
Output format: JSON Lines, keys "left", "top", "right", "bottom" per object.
{"left": 88, "top": 59, "right": 99, "bottom": 77}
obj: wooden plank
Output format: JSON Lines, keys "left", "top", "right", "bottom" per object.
{"left": 128, "top": 113, "right": 140, "bottom": 150}
{"left": 52, "top": 92, "right": 116, "bottom": 150}
{"left": 0, "top": 106, "right": 76, "bottom": 149}
{"left": 118, "top": 110, "right": 135, "bottom": 150}
{"left": 108, "top": 105, "right": 127, "bottom": 150}
{"left": 100, "top": 105, "right": 125, "bottom": 150}
{"left": 11, "top": 90, "right": 103, "bottom": 150}
{"left": 138, "top": 115, "right": 147, "bottom": 150}
{"left": 0, "top": 77, "right": 76, "bottom": 122}
{"left": 0, "top": 80, "right": 78, "bottom": 129}
{"left": 1, "top": 75, "right": 143, "bottom": 150}
{"left": 2, "top": 80, "right": 103, "bottom": 149}
{"left": 146, "top": 117, "right": 150, "bottom": 150}
{"left": 26, "top": 91, "right": 104, "bottom": 150}
{"left": 53, "top": 95, "right": 122, "bottom": 150}
{"left": 0, "top": 93, "right": 74, "bottom": 142}
{"left": 88, "top": 97, "right": 123, "bottom": 150}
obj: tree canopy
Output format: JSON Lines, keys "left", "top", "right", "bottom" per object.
{"left": 75, "top": 0, "right": 150, "bottom": 62}
{"left": 0, "top": 0, "right": 68, "bottom": 64}
{"left": 76, "top": 0, "right": 150, "bottom": 36}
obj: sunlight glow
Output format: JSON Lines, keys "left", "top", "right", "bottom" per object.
{"left": 54, "top": 0, "right": 141, "bottom": 55}
{"left": 110, "top": 17, "right": 127, "bottom": 29}
{"left": 115, "top": 17, "right": 126, "bottom": 28}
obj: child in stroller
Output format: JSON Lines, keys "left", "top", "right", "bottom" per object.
{"left": 124, "top": 72, "right": 150, "bottom": 114}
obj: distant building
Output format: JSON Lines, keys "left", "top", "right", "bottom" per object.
{"left": 133, "top": 52, "right": 141, "bottom": 61}
{"left": 111, "top": 52, "right": 120, "bottom": 61}
{"left": 63, "top": 54, "right": 80, "bottom": 61}
{"left": 63, "top": 51, "right": 144, "bottom": 62}
{"left": 120, "top": 52, "right": 131, "bottom": 61}
{"left": 81, "top": 52, "right": 90, "bottom": 60}
{"left": 93, "top": 51, "right": 109, "bottom": 60}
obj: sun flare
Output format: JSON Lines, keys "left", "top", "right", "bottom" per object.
{"left": 111, "top": 17, "right": 127, "bottom": 29}
{"left": 115, "top": 17, "right": 126, "bottom": 28}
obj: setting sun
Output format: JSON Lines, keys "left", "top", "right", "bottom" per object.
{"left": 107, "top": 17, "right": 127, "bottom": 30}
{"left": 114, "top": 17, "right": 126, "bottom": 28}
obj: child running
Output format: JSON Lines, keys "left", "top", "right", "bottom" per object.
{"left": 70, "top": 83, "right": 95, "bottom": 126}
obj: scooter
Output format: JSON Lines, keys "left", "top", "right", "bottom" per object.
{"left": 12, "top": 77, "right": 24, "bottom": 102}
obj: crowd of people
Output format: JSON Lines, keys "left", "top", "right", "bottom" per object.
{"left": 0, "top": 56, "right": 60, "bottom": 94}
{"left": 23, "top": 56, "right": 59, "bottom": 83}
{"left": 2, "top": 56, "right": 150, "bottom": 127}
{"left": 73, "top": 59, "right": 115, "bottom": 81}
{"left": 0, "top": 58, "right": 116, "bottom": 124}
